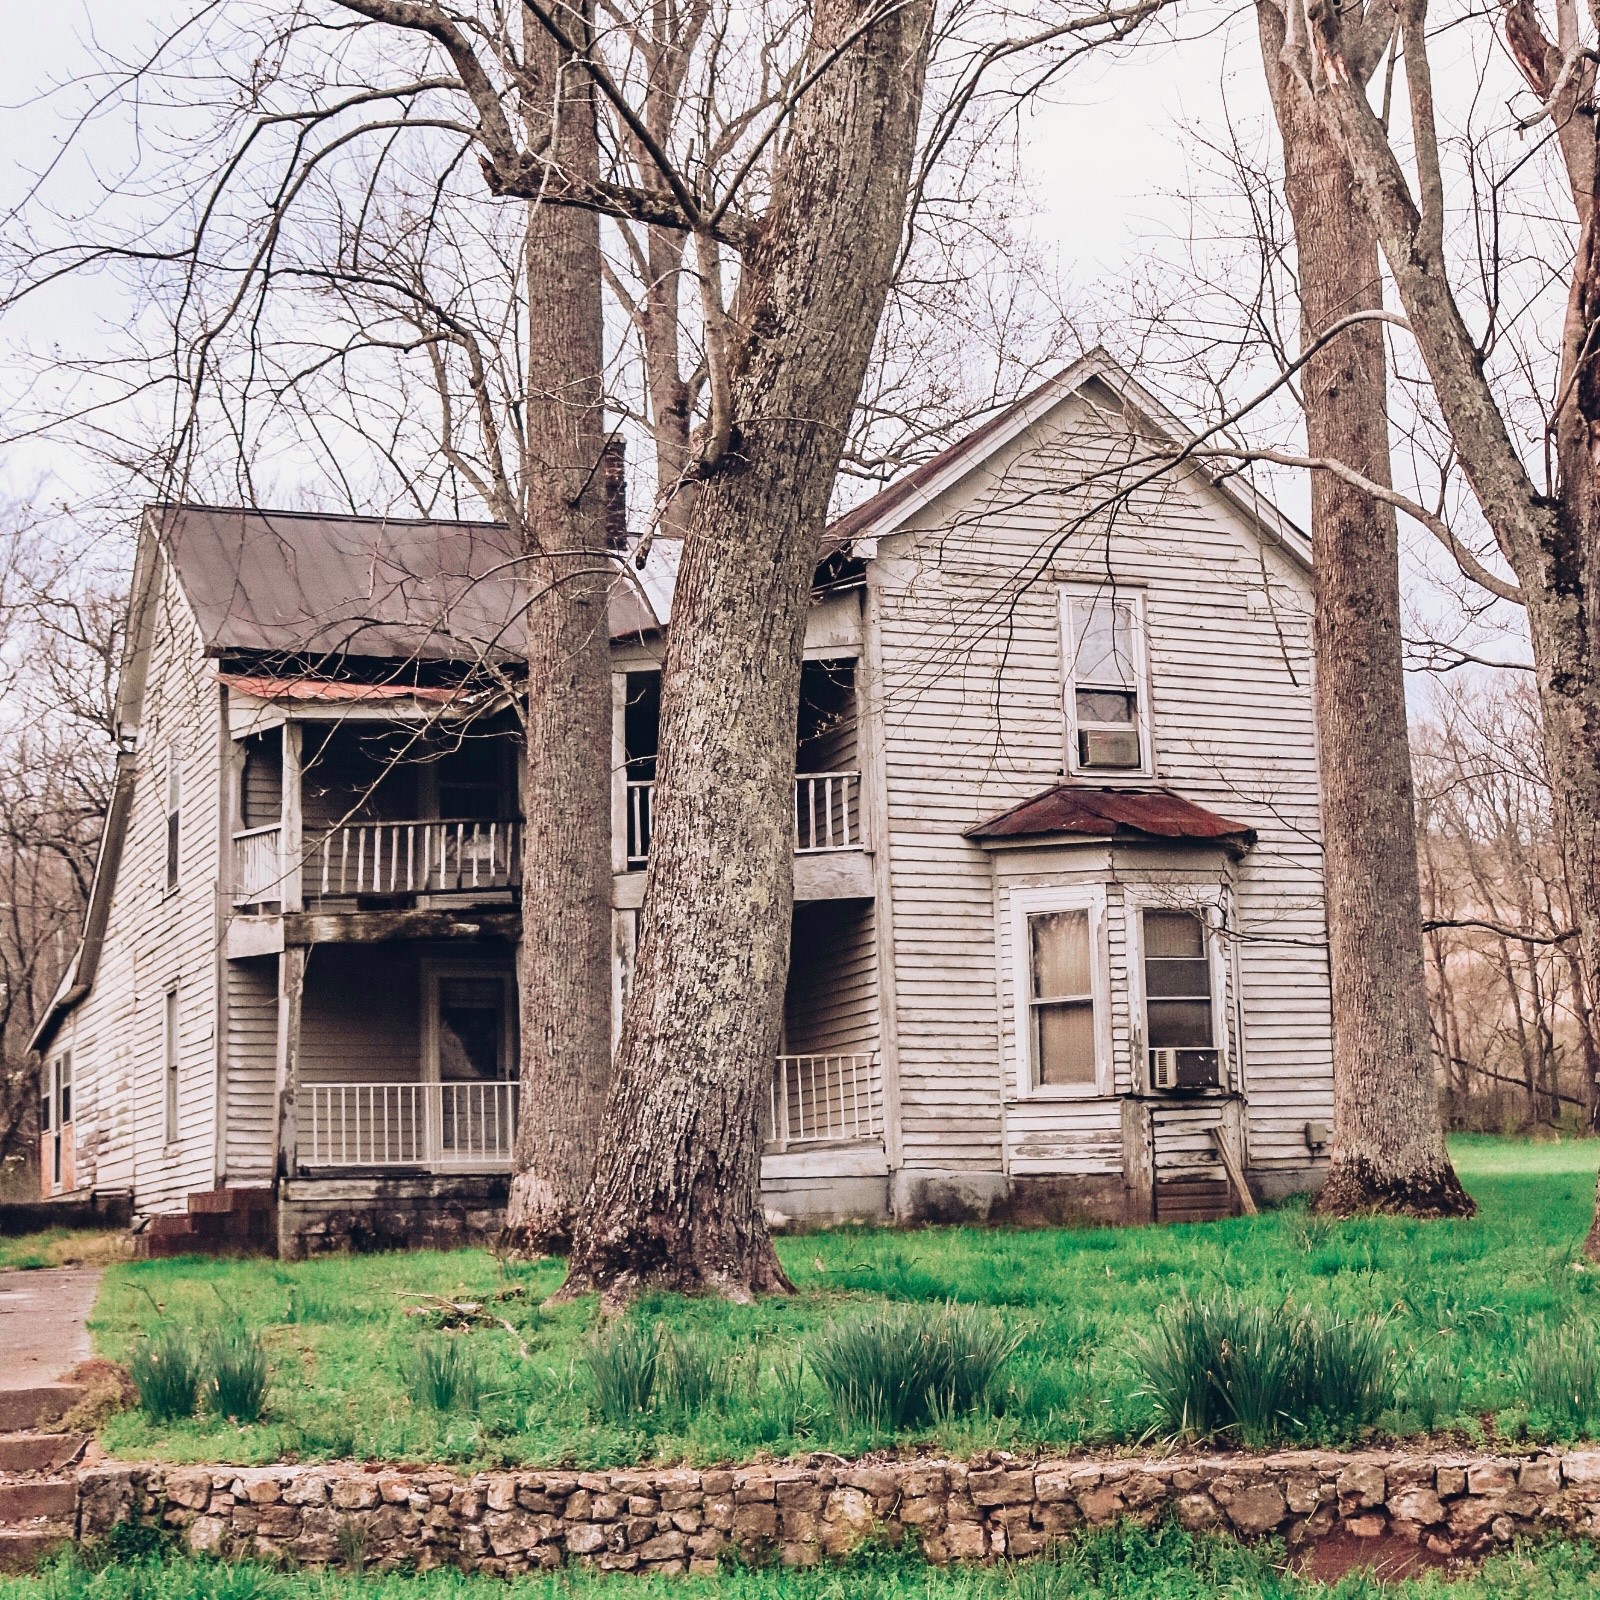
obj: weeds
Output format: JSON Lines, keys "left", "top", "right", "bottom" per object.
{"left": 204, "top": 1324, "right": 269, "bottom": 1423}
{"left": 585, "top": 1320, "right": 661, "bottom": 1423}
{"left": 404, "top": 1336, "right": 482, "bottom": 1414}
{"left": 128, "top": 1326, "right": 203, "bottom": 1423}
{"left": 1519, "top": 1324, "right": 1600, "bottom": 1431}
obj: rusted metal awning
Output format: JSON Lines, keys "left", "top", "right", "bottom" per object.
{"left": 967, "top": 783, "right": 1256, "bottom": 853}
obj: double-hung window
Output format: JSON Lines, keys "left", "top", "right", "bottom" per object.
{"left": 1142, "top": 908, "right": 1222, "bottom": 1090}
{"left": 164, "top": 754, "right": 181, "bottom": 893}
{"left": 1061, "top": 586, "right": 1152, "bottom": 776}
{"left": 1013, "top": 887, "right": 1107, "bottom": 1096}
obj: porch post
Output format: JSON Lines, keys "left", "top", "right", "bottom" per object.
{"left": 1121, "top": 1097, "right": 1155, "bottom": 1222}
{"left": 274, "top": 945, "right": 306, "bottom": 1185}
{"left": 281, "top": 721, "right": 303, "bottom": 912}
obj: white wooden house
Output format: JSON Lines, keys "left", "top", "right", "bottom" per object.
{"left": 32, "top": 351, "right": 1334, "bottom": 1255}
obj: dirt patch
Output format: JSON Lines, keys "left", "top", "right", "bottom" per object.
{"left": 1292, "top": 1529, "right": 1467, "bottom": 1584}
{"left": 56, "top": 1360, "right": 136, "bottom": 1431}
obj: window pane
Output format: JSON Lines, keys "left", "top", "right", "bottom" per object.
{"left": 1149, "top": 999, "right": 1214, "bottom": 1049}
{"left": 1034, "top": 1000, "right": 1096, "bottom": 1086}
{"left": 1146, "top": 957, "right": 1211, "bottom": 999}
{"left": 1145, "top": 911, "right": 1205, "bottom": 958}
{"left": 1071, "top": 598, "right": 1137, "bottom": 687}
{"left": 438, "top": 980, "right": 506, "bottom": 1082}
{"left": 1075, "top": 688, "right": 1136, "bottom": 726}
{"left": 1030, "top": 910, "right": 1090, "bottom": 1000}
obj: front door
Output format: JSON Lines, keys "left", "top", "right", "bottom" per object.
{"left": 425, "top": 971, "right": 516, "bottom": 1166}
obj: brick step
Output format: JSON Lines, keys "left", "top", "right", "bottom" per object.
{"left": 185, "top": 1187, "right": 275, "bottom": 1216}
{"left": 140, "top": 1198, "right": 275, "bottom": 1258}
{"left": 0, "top": 1526, "right": 72, "bottom": 1574}
{"left": 0, "top": 1389, "right": 84, "bottom": 1434}
{"left": 0, "top": 1434, "right": 87, "bottom": 1474}
{"left": 0, "top": 1478, "right": 77, "bottom": 1524}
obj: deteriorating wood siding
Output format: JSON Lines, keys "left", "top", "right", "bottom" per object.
{"left": 784, "top": 901, "right": 878, "bottom": 1056}
{"left": 868, "top": 381, "right": 1330, "bottom": 1190}
{"left": 53, "top": 551, "right": 226, "bottom": 1212}
{"left": 223, "top": 956, "right": 277, "bottom": 1183}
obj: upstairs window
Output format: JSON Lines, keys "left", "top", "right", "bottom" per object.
{"left": 1061, "top": 587, "right": 1151, "bottom": 776}
{"left": 164, "top": 753, "right": 181, "bottom": 893}
{"left": 1143, "top": 909, "right": 1221, "bottom": 1091}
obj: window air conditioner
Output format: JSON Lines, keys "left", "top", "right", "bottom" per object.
{"left": 1079, "top": 728, "right": 1142, "bottom": 769}
{"left": 1150, "top": 1047, "right": 1221, "bottom": 1092}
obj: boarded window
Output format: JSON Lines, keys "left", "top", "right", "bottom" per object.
{"left": 1062, "top": 591, "right": 1148, "bottom": 773}
{"left": 1027, "top": 909, "right": 1096, "bottom": 1088}
{"left": 1144, "top": 911, "right": 1214, "bottom": 1048}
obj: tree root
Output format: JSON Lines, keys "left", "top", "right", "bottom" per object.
{"left": 1313, "top": 1155, "right": 1477, "bottom": 1219}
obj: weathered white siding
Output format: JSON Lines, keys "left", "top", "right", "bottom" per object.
{"left": 784, "top": 901, "right": 877, "bottom": 1056}
{"left": 222, "top": 956, "right": 278, "bottom": 1183}
{"left": 298, "top": 946, "right": 424, "bottom": 1086}
{"left": 58, "top": 553, "right": 226, "bottom": 1212}
{"left": 868, "top": 380, "right": 1330, "bottom": 1194}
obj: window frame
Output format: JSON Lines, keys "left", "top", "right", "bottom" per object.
{"left": 421, "top": 962, "right": 518, "bottom": 1087}
{"left": 1059, "top": 584, "right": 1155, "bottom": 780}
{"left": 163, "top": 751, "right": 182, "bottom": 895}
{"left": 163, "top": 988, "right": 180, "bottom": 1146}
{"left": 1009, "top": 883, "right": 1112, "bottom": 1101}
{"left": 1127, "top": 890, "right": 1232, "bottom": 1093}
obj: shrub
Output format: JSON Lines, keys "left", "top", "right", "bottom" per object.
{"left": 807, "top": 1303, "right": 1020, "bottom": 1432}
{"left": 128, "top": 1326, "right": 203, "bottom": 1423}
{"left": 1133, "top": 1295, "right": 1390, "bottom": 1446}
{"left": 585, "top": 1319, "right": 661, "bottom": 1423}
{"left": 404, "top": 1335, "right": 482, "bottom": 1414}
{"left": 1520, "top": 1325, "right": 1600, "bottom": 1430}
{"left": 205, "top": 1324, "right": 269, "bottom": 1423}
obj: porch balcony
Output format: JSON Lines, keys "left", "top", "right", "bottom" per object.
{"left": 232, "top": 817, "right": 521, "bottom": 910}
{"left": 624, "top": 771, "right": 864, "bottom": 868}
{"left": 295, "top": 1054, "right": 883, "bottom": 1174}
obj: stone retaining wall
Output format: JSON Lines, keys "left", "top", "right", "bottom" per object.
{"left": 73, "top": 1449, "right": 1600, "bottom": 1575}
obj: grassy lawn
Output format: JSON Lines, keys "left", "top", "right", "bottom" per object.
{"left": 0, "top": 1228, "right": 131, "bottom": 1272}
{"left": 7, "top": 1529, "right": 1600, "bottom": 1600}
{"left": 87, "top": 1136, "right": 1600, "bottom": 1468}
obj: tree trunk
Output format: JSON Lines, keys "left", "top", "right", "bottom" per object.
{"left": 501, "top": 6, "right": 615, "bottom": 1255}
{"left": 1259, "top": 6, "right": 1472, "bottom": 1216}
{"left": 561, "top": 0, "right": 933, "bottom": 1302}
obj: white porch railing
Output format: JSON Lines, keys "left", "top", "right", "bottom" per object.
{"left": 307, "top": 818, "right": 521, "bottom": 900}
{"left": 301, "top": 1080, "right": 519, "bottom": 1169}
{"left": 767, "top": 1052, "right": 881, "bottom": 1151}
{"left": 232, "top": 825, "right": 284, "bottom": 905}
{"left": 625, "top": 772, "right": 862, "bottom": 867}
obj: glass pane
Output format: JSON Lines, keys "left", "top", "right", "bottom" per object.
{"left": 1145, "top": 911, "right": 1205, "bottom": 958}
{"left": 1035, "top": 1001, "right": 1096, "bottom": 1086}
{"left": 1070, "top": 597, "right": 1137, "bottom": 687}
{"left": 438, "top": 980, "right": 506, "bottom": 1081}
{"left": 1149, "top": 999, "right": 1214, "bottom": 1049}
{"left": 1075, "top": 688, "right": 1136, "bottom": 726}
{"left": 1030, "top": 910, "right": 1090, "bottom": 1000}
{"left": 1146, "top": 957, "right": 1212, "bottom": 999}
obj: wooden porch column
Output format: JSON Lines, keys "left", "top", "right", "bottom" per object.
{"left": 1121, "top": 1097, "right": 1155, "bottom": 1222}
{"left": 281, "top": 721, "right": 303, "bottom": 912}
{"left": 274, "top": 945, "right": 306, "bottom": 1184}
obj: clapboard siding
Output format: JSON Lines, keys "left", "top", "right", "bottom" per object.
{"left": 785, "top": 901, "right": 877, "bottom": 1056}
{"left": 872, "top": 379, "right": 1331, "bottom": 1187}
{"left": 224, "top": 956, "right": 278, "bottom": 1182}
{"left": 299, "top": 946, "right": 425, "bottom": 1086}
{"left": 54, "top": 552, "right": 226, "bottom": 1213}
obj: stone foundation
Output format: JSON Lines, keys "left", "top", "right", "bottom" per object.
{"left": 71, "top": 1449, "right": 1600, "bottom": 1575}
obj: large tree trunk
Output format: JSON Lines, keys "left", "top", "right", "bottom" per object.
{"left": 502, "top": 6, "right": 615, "bottom": 1255}
{"left": 560, "top": 0, "right": 933, "bottom": 1302}
{"left": 1259, "top": 7, "right": 1473, "bottom": 1216}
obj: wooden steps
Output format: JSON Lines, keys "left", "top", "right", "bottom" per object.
{"left": 0, "top": 1384, "right": 86, "bottom": 1573}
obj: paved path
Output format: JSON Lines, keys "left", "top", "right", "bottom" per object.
{"left": 0, "top": 1269, "right": 101, "bottom": 1388}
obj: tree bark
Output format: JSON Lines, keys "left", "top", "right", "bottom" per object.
{"left": 501, "top": 5, "right": 615, "bottom": 1255}
{"left": 1258, "top": 5, "right": 1473, "bottom": 1216}
{"left": 560, "top": 0, "right": 933, "bottom": 1302}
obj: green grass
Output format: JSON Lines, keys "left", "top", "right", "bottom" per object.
{"left": 0, "top": 1228, "right": 130, "bottom": 1272}
{"left": 88, "top": 1136, "right": 1600, "bottom": 1468}
{"left": 7, "top": 1528, "right": 1600, "bottom": 1600}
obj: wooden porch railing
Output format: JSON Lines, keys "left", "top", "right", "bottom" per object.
{"left": 767, "top": 1052, "right": 881, "bottom": 1150}
{"left": 232, "top": 824, "right": 283, "bottom": 904}
{"left": 625, "top": 772, "right": 862, "bottom": 868}
{"left": 301, "top": 1080, "right": 518, "bottom": 1169}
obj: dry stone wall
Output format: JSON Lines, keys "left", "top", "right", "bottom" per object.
{"left": 71, "top": 1449, "right": 1600, "bottom": 1574}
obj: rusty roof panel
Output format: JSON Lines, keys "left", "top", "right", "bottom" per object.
{"left": 967, "top": 783, "right": 1256, "bottom": 851}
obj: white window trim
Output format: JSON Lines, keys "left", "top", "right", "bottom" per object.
{"left": 162, "top": 750, "right": 182, "bottom": 897}
{"left": 1059, "top": 584, "right": 1155, "bottom": 780}
{"left": 1009, "top": 883, "right": 1113, "bottom": 1101}
{"left": 162, "top": 987, "right": 181, "bottom": 1147}
{"left": 420, "top": 962, "right": 517, "bottom": 1087}
{"left": 1125, "top": 886, "right": 1232, "bottom": 1093}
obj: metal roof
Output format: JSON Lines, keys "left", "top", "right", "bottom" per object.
{"left": 154, "top": 503, "right": 659, "bottom": 663}
{"left": 967, "top": 783, "right": 1256, "bottom": 852}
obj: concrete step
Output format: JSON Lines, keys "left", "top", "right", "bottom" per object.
{"left": 0, "top": 1526, "right": 72, "bottom": 1574}
{"left": 0, "top": 1478, "right": 77, "bottom": 1523}
{"left": 0, "top": 1434, "right": 86, "bottom": 1474}
{"left": 0, "top": 1388, "right": 84, "bottom": 1433}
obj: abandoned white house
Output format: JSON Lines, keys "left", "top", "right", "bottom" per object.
{"left": 32, "top": 352, "right": 1334, "bottom": 1255}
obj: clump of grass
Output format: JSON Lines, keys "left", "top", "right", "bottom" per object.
{"left": 1133, "top": 1294, "right": 1390, "bottom": 1446}
{"left": 404, "top": 1335, "right": 482, "bottom": 1414}
{"left": 585, "top": 1319, "right": 661, "bottom": 1423}
{"left": 657, "top": 1326, "right": 722, "bottom": 1414}
{"left": 1519, "top": 1324, "right": 1600, "bottom": 1430}
{"left": 204, "top": 1324, "right": 269, "bottom": 1423}
{"left": 285, "top": 1285, "right": 342, "bottom": 1324}
{"left": 808, "top": 1303, "right": 1020, "bottom": 1432}
{"left": 128, "top": 1325, "right": 203, "bottom": 1423}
